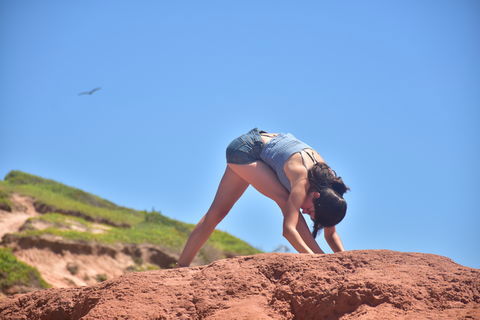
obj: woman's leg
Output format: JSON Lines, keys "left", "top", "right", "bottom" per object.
{"left": 229, "top": 161, "right": 323, "bottom": 253}
{"left": 177, "top": 166, "right": 249, "bottom": 267}
{"left": 228, "top": 161, "right": 290, "bottom": 211}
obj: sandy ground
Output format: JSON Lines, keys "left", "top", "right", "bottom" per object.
{"left": 0, "top": 194, "right": 38, "bottom": 240}
{"left": 1, "top": 250, "right": 478, "bottom": 320}
{"left": 15, "top": 248, "right": 136, "bottom": 287}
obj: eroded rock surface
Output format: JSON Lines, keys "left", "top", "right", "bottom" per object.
{"left": 1, "top": 250, "right": 479, "bottom": 320}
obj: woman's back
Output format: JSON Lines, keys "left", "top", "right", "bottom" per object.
{"left": 260, "top": 132, "right": 320, "bottom": 191}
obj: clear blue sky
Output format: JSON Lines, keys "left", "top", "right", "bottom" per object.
{"left": 1, "top": 1, "right": 479, "bottom": 268}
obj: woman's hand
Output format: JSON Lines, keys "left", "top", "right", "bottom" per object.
{"left": 282, "top": 222, "right": 315, "bottom": 254}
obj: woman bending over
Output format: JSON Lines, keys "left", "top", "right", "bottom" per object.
{"left": 177, "top": 128, "right": 349, "bottom": 267}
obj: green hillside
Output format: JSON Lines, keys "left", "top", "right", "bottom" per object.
{"left": 0, "top": 170, "right": 261, "bottom": 261}
{"left": 0, "top": 248, "right": 49, "bottom": 294}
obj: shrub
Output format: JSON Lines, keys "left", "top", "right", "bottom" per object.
{"left": 0, "top": 248, "right": 49, "bottom": 291}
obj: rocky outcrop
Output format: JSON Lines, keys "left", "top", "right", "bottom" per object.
{"left": 1, "top": 250, "right": 479, "bottom": 320}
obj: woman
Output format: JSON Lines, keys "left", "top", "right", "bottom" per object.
{"left": 177, "top": 128, "right": 349, "bottom": 267}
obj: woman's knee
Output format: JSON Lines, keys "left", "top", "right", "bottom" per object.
{"left": 204, "top": 207, "right": 229, "bottom": 226}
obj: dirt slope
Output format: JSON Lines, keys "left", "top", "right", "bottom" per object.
{"left": 0, "top": 194, "right": 38, "bottom": 239}
{"left": 1, "top": 250, "right": 478, "bottom": 320}
{"left": 0, "top": 193, "right": 177, "bottom": 290}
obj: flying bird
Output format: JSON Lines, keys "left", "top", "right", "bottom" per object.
{"left": 78, "top": 87, "right": 101, "bottom": 96}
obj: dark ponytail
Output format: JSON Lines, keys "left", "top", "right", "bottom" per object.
{"left": 308, "top": 163, "right": 349, "bottom": 238}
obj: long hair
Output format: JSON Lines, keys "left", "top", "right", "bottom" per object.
{"left": 308, "top": 162, "right": 349, "bottom": 238}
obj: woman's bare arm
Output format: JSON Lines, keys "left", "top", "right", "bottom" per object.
{"left": 324, "top": 226, "right": 345, "bottom": 252}
{"left": 282, "top": 162, "right": 326, "bottom": 254}
{"left": 282, "top": 188, "right": 315, "bottom": 254}
{"left": 295, "top": 212, "right": 325, "bottom": 253}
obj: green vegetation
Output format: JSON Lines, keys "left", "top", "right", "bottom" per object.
{"left": 0, "top": 248, "right": 50, "bottom": 291}
{"left": 17, "top": 213, "right": 190, "bottom": 248}
{"left": 125, "top": 263, "right": 159, "bottom": 272}
{"left": 5, "top": 171, "right": 124, "bottom": 210}
{"left": 95, "top": 274, "right": 107, "bottom": 282}
{"left": 3, "top": 171, "right": 144, "bottom": 225}
{"left": 0, "top": 184, "right": 13, "bottom": 211}
{"left": 1, "top": 170, "right": 261, "bottom": 260}
{"left": 17, "top": 212, "right": 258, "bottom": 256}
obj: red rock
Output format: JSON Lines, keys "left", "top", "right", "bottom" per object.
{"left": 1, "top": 250, "right": 479, "bottom": 320}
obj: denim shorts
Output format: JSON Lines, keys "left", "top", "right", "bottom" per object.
{"left": 226, "top": 128, "right": 266, "bottom": 164}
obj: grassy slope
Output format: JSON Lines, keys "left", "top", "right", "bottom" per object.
{"left": 0, "top": 170, "right": 261, "bottom": 257}
{"left": 0, "top": 248, "right": 49, "bottom": 292}
{"left": 0, "top": 189, "right": 12, "bottom": 211}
